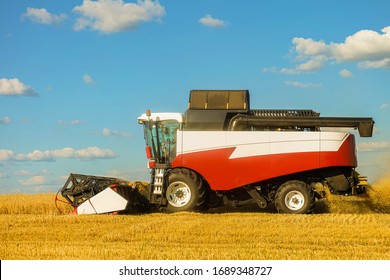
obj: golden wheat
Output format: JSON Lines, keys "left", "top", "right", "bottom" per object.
{"left": 367, "top": 176, "right": 390, "bottom": 213}
{"left": 1, "top": 183, "right": 389, "bottom": 260}
{"left": 0, "top": 193, "right": 72, "bottom": 214}
{"left": 1, "top": 212, "right": 390, "bottom": 260}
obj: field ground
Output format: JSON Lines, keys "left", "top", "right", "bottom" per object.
{"left": 1, "top": 177, "right": 390, "bottom": 260}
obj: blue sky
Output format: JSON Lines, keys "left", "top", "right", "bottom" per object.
{"left": 1, "top": 0, "right": 389, "bottom": 193}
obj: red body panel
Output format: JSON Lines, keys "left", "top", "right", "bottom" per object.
{"left": 171, "top": 134, "right": 357, "bottom": 191}
{"left": 320, "top": 133, "right": 357, "bottom": 168}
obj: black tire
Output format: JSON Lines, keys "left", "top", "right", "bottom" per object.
{"left": 275, "top": 180, "right": 315, "bottom": 214}
{"left": 164, "top": 168, "right": 208, "bottom": 213}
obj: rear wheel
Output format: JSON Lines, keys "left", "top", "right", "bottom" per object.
{"left": 275, "top": 180, "right": 314, "bottom": 214}
{"left": 164, "top": 168, "right": 208, "bottom": 213}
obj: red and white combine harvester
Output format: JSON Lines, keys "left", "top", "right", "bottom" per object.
{"left": 57, "top": 90, "right": 374, "bottom": 214}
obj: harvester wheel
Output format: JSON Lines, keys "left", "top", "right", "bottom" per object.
{"left": 164, "top": 168, "right": 208, "bottom": 213}
{"left": 275, "top": 180, "right": 315, "bottom": 214}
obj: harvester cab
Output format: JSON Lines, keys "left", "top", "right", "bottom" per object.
{"left": 57, "top": 89, "right": 374, "bottom": 215}
{"left": 136, "top": 112, "right": 184, "bottom": 205}
{"left": 137, "top": 111, "right": 183, "bottom": 168}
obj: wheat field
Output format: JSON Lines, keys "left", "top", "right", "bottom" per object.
{"left": 1, "top": 178, "right": 390, "bottom": 260}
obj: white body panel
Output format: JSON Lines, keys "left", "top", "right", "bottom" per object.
{"left": 176, "top": 131, "right": 348, "bottom": 159}
{"left": 76, "top": 187, "right": 128, "bottom": 215}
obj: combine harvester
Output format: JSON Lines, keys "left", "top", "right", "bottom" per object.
{"left": 56, "top": 90, "right": 374, "bottom": 214}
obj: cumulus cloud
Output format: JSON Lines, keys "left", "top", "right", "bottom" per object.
{"left": 292, "top": 26, "right": 390, "bottom": 69}
{"left": 380, "top": 103, "right": 389, "bottom": 110}
{"left": 0, "top": 116, "right": 12, "bottom": 125}
{"left": 102, "top": 128, "right": 132, "bottom": 138}
{"left": 284, "top": 80, "right": 321, "bottom": 88}
{"left": 358, "top": 141, "right": 390, "bottom": 152}
{"left": 83, "top": 74, "right": 94, "bottom": 84}
{"left": 264, "top": 56, "right": 326, "bottom": 74}
{"left": 0, "top": 78, "right": 38, "bottom": 96}
{"left": 14, "top": 170, "right": 34, "bottom": 176}
{"left": 73, "top": 0, "right": 165, "bottom": 34}
{"left": 57, "top": 119, "right": 84, "bottom": 126}
{"left": 339, "top": 69, "right": 354, "bottom": 78}
{"left": 0, "top": 146, "right": 115, "bottom": 161}
{"left": 71, "top": 120, "right": 83, "bottom": 125}
{"left": 359, "top": 58, "right": 390, "bottom": 69}
{"left": 18, "top": 176, "right": 48, "bottom": 186}
{"left": 266, "top": 26, "right": 390, "bottom": 74}
{"left": 199, "top": 15, "right": 227, "bottom": 28}
{"left": 283, "top": 56, "right": 326, "bottom": 74}
{"left": 22, "top": 7, "right": 67, "bottom": 25}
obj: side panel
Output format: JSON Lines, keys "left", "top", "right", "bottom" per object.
{"left": 320, "top": 133, "right": 357, "bottom": 168}
{"left": 172, "top": 131, "right": 356, "bottom": 191}
{"left": 76, "top": 187, "right": 128, "bottom": 214}
{"left": 226, "top": 132, "right": 270, "bottom": 189}
{"left": 268, "top": 132, "right": 320, "bottom": 180}
{"left": 174, "top": 131, "right": 231, "bottom": 189}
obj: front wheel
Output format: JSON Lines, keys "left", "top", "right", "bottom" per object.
{"left": 164, "top": 168, "right": 208, "bottom": 213}
{"left": 275, "top": 180, "right": 315, "bottom": 214}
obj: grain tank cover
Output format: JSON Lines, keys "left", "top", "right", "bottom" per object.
{"left": 188, "top": 90, "right": 250, "bottom": 110}
{"left": 185, "top": 90, "right": 250, "bottom": 130}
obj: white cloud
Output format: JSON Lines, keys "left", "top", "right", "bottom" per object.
{"left": 73, "top": 0, "right": 165, "bottom": 34}
{"left": 295, "top": 56, "right": 326, "bottom": 72}
{"left": 102, "top": 128, "right": 112, "bottom": 136}
{"left": 358, "top": 58, "right": 390, "bottom": 69}
{"left": 41, "top": 169, "right": 51, "bottom": 175}
{"left": 291, "top": 26, "right": 390, "bottom": 69}
{"left": 266, "top": 26, "right": 390, "bottom": 75}
{"left": 380, "top": 103, "right": 389, "bottom": 110}
{"left": 71, "top": 120, "right": 83, "bottom": 125}
{"left": 57, "top": 120, "right": 67, "bottom": 126}
{"left": 284, "top": 80, "right": 321, "bottom": 88}
{"left": 102, "top": 128, "right": 131, "bottom": 138}
{"left": 358, "top": 141, "right": 390, "bottom": 152}
{"left": 199, "top": 15, "right": 227, "bottom": 28}
{"left": 57, "top": 120, "right": 84, "bottom": 126}
{"left": 14, "top": 169, "right": 50, "bottom": 178}
{"left": 14, "top": 170, "right": 34, "bottom": 176}
{"left": 0, "top": 172, "right": 10, "bottom": 179}
{"left": 22, "top": 7, "right": 67, "bottom": 25}
{"left": 276, "top": 68, "right": 298, "bottom": 75}
{"left": 0, "top": 146, "right": 115, "bottom": 162}
{"left": 0, "top": 78, "right": 38, "bottom": 96}
{"left": 83, "top": 74, "right": 94, "bottom": 84}
{"left": 0, "top": 116, "right": 12, "bottom": 125}
{"left": 51, "top": 147, "right": 116, "bottom": 160}
{"left": 0, "top": 150, "right": 14, "bottom": 161}
{"left": 18, "top": 176, "right": 48, "bottom": 186}
{"left": 264, "top": 56, "right": 326, "bottom": 74}
{"left": 339, "top": 69, "right": 354, "bottom": 78}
